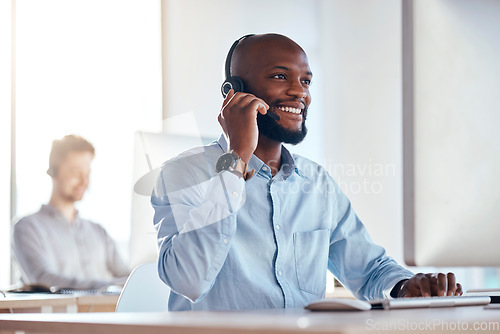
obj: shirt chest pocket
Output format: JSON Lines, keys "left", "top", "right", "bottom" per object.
{"left": 293, "top": 229, "right": 330, "bottom": 296}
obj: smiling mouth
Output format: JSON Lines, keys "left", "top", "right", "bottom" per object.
{"left": 277, "top": 106, "right": 302, "bottom": 115}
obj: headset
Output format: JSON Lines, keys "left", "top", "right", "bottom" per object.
{"left": 47, "top": 167, "right": 57, "bottom": 177}
{"left": 221, "top": 34, "right": 280, "bottom": 120}
{"left": 221, "top": 34, "right": 254, "bottom": 98}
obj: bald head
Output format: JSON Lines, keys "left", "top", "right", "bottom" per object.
{"left": 231, "top": 34, "right": 307, "bottom": 78}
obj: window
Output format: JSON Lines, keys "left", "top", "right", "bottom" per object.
{"left": 9, "top": 0, "right": 161, "bottom": 285}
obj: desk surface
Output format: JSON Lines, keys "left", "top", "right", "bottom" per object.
{"left": 0, "top": 293, "right": 119, "bottom": 313}
{"left": 0, "top": 306, "right": 499, "bottom": 334}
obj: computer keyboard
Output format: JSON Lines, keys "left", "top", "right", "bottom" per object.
{"left": 370, "top": 295, "right": 491, "bottom": 310}
{"left": 465, "top": 289, "right": 500, "bottom": 304}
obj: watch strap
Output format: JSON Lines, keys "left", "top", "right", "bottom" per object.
{"left": 232, "top": 158, "right": 254, "bottom": 181}
{"left": 218, "top": 150, "right": 254, "bottom": 181}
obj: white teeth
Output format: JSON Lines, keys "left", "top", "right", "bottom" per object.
{"left": 278, "top": 106, "right": 302, "bottom": 114}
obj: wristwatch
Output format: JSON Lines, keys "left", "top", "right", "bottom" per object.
{"left": 216, "top": 150, "right": 254, "bottom": 181}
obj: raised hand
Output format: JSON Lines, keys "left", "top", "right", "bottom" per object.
{"left": 218, "top": 89, "right": 269, "bottom": 163}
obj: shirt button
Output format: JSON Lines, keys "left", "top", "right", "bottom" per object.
{"left": 223, "top": 238, "right": 228, "bottom": 244}
{"left": 262, "top": 166, "right": 268, "bottom": 171}
{"left": 275, "top": 225, "right": 280, "bottom": 230}
{"left": 278, "top": 270, "right": 283, "bottom": 276}
{"left": 232, "top": 192, "right": 238, "bottom": 198}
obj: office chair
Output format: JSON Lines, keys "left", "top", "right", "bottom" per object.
{"left": 115, "top": 262, "right": 170, "bottom": 312}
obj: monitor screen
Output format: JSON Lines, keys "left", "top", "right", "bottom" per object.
{"left": 403, "top": 0, "right": 500, "bottom": 266}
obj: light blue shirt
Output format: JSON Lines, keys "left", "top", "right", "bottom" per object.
{"left": 151, "top": 136, "right": 413, "bottom": 311}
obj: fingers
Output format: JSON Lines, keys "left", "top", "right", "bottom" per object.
{"left": 244, "top": 96, "right": 269, "bottom": 116}
{"left": 437, "top": 272, "right": 447, "bottom": 296}
{"left": 256, "top": 101, "right": 269, "bottom": 115}
{"left": 400, "top": 273, "right": 425, "bottom": 297}
{"left": 402, "top": 272, "right": 462, "bottom": 298}
{"left": 235, "top": 94, "right": 269, "bottom": 116}
{"left": 221, "top": 89, "right": 269, "bottom": 117}
{"left": 218, "top": 89, "right": 269, "bottom": 162}
{"left": 446, "top": 272, "right": 456, "bottom": 296}
{"left": 221, "top": 88, "right": 235, "bottom": 111}
{"left": 419, "top": 274, "right": 432, "bottom": 297}
{"left": 446, "top": 273, "right": 463, "bottom": 296}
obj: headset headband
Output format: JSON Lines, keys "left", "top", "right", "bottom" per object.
{"left": 224, "top": 34, "right": 255, "bottom": 80}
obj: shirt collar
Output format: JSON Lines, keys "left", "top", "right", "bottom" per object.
{"left": 280, "top": 145, "right": 304, "bottom": 179}
{"left": 216, "top": 135, "right": 304, "bottom": 179}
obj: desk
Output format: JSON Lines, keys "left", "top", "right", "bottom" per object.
{"left": 0, "top": 306, "right": 499, "bottom": 334}
{"left": 0, "top": 294, "right": 119, "bottom": 313}
{"left": 75, "top": 295, "right": 119, "bottom": 313}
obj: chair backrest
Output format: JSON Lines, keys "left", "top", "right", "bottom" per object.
{"left": 115, "top": 262, "right": 170, "bottom": 312}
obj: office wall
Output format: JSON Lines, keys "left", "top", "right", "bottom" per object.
{"left": 409, "top": 0, "right": 500, "bottom": 279}
{"left": 319, "top": 1, "right": 403, "bottom": 261}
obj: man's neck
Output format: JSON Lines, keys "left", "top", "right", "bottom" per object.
{"left": 254, "top": 135, "right": 282, "bottom": 176}
{"left": 48, "top": 196, "right": 77, "bottom": 223}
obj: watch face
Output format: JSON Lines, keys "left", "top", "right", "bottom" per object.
{"left": 216, "top": 153, "right": 236, "bottom": 173}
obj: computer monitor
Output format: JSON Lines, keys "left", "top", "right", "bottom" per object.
{"left": 403, "top": 0, "right": 500, "bottom": 266}
{"left": 130, "top": 131, "right": 215, "bottom": 268}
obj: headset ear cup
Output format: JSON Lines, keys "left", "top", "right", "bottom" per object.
{"left": 221, "top": 76, "right": 246, "bottom": 98}
{"left": 221, "top": 80, "right": 233, "bottom": 98}
{"left": 47, "top": 167, "right": 56, "bottom": 177}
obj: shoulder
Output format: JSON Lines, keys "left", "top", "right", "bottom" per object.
{"left": 13, "top": 215, "right": 35, "bottom": 232}
{"left": 166, "top": 141, "right": 221, "bottom": 165}
{"left": 160, "top": 141, "right": 222, "bottom": 178}
{"left": 153, "top": 141, "right": 223, "bottom": 198}
{"left": 12, "top": 210, "right": 50, "bottom": 240}
{"left": 13, "top": 208, "right": 46, "bottom": 230}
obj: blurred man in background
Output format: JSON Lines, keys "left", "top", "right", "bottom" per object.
{"left": 13, "top": 134, "right": 130, "bottom": 290}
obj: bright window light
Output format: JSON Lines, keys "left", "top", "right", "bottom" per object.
{"left": 12, "top": 0, "right": 162, "bottom": 276}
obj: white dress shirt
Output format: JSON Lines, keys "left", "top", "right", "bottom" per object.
{"left": 152, "top": 136, "right": 414, "bottom": 311}
{"left": 13, "top": 204, "right": 130, "bottom": 290}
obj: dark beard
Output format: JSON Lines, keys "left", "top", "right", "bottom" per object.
{"left": 256, "top": 110, "right": 308, "bottom": 145}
